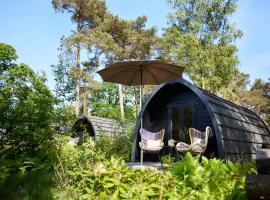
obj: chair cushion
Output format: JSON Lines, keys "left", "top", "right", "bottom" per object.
{"left": 139, "top": 140, "right": 164, "bottom": 151}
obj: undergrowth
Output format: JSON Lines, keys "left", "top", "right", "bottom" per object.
{"left": 52, "top": 136, "right": 256, "bottom": 200}
{"left": 0, "top": 134, "right": 256, "bottom": 200}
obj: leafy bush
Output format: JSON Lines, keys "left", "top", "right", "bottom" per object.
{"left": 0, "top": 43, "right": 55, "bottom": 152}
{"left": 0, "top": 143, "right": 54, "bottom": 200}
{"left": 170, "top": 153, "right": 256, "bottom": 199}
{"left": 52, "top": 135, "right": 256, "bottom": 200}
{"left": 0, "top": 43, "right": 56, "bottom": 199}
{"left": 95, "top": 131, "right": 133, "bottom": 161}
{"left": 52, "top": 104, "right": 76, "bottom": 134}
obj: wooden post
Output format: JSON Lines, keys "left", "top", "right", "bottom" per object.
{"left": 245, "top": 174, "right": 270, "bottom": 199}
{"left": 256, "top": 149, "right": 270, "bottom": 174}
{"left": 245, "top": 149, "right": 270, "bottom": 199}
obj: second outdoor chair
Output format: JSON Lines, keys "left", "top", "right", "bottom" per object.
{"left": 176, "top": 126, "right": 212, "bottom": 155}
{"left": 139, "top": 128, "right": 165, "bottom": 165}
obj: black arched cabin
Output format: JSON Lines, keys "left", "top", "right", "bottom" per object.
{"left": 131, "top": 79, "right": 270, "bottom": 162}
{"left": 72, "top": 115, "right": 131, "bottom": 139}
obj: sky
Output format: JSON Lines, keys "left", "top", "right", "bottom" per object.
{"left": 0, "top": 0, "right": 269, "bottom": 90}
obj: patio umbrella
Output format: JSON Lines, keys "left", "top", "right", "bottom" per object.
{"left": 97, "top": 60, "right": 185, "bottom": 128}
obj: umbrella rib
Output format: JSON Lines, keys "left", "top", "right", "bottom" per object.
{"left": 128, "top": 68, "right": 139, "bottom": 86}
{"left": 144, "top": 67, "right": 160, "bottom": 85}
{"left": 148, "top": 65, "right": 183, "bottom": 77}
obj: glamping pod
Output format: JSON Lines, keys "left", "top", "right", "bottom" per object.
{"left": 73, "top": 115, "right": 130, "bottom": 139}
{"left": 131, "top": 78, "right": 270, "bottom": 162}
{"left": 72, "top": 115, "right": 97, "bottom": 139}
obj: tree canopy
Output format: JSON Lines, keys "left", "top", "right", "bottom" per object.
{"left": 0, "top": 43, "right": 55, "bottom": 152}
{"left": 164, "top": 0, "right": 242, "bottom": 93}
{"left": 52, "top": 0, "right": 159, "bottom": 119}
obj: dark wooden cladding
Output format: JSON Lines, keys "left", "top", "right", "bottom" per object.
{"left": 202, "top": 90, "right": 257, "bottom": 116}
{"left": 73, "top": 115, "right": 132, "bottom": 139}
{"left": 208, "top": 98, "right": 256, "bottom": 118}
{"left": 131, "top": 78, "right": 270, "bottom": 162}
{"left": 223, "top": 140, "right": 261, "bottom": 154}
{"left": 220, "top": 127, "right": 269, "bottom": 140}
{"left": 216, "top": 121, "right": 269, "bottom": 137}
{"left": 212, "top": 109, "right": 265, "bottom": 128}
{"left": 222, "top": 137, "right": 269, "bottom": 145}
{"left": 217, "top": 124, "right": 269, "bottom": 138}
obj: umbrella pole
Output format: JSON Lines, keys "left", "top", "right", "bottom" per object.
{"left": 140, "top": 84, "right": 143, "bottom": 130}
{"left": 140, "top": 66, "right": 143, "bottom": 166}
{"left": 140, "top": 65, "right": 143, "bottom": 131}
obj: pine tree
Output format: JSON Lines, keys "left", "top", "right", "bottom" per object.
{"left": 52, "top": 0, "right": 106, "bottom": 116}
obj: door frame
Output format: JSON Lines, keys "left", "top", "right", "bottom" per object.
{"left": 168, "top": 101, "right": 197, "bottom": 142}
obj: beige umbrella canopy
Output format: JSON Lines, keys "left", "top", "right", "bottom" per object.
{"left": 97, "top": 60, "right": 185, "bottom": 128}
{"left": 97, "top": 60, "right": 184, "bottom": 86}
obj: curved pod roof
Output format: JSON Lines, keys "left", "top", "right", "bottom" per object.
{"left": 131, "top": 78, "right": 270, "bottom": 161}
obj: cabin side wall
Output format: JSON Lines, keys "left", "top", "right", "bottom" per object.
{"left": 204, "top": 92, "right": 270, "bottom": 161}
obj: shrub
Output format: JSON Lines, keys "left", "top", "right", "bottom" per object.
{"left": 0, "top": 143, "right": 54, "bottom": 200}
{"left": 53, "top": 136, "right": 256, "bottom": 200}
{"left": 170, "top": 153, "right": 256, "bottom": 199}
{"left": 0, "top": 43, "right": 55, "bottom": 152}
{"left": 95, "top": 130, "right": 133, "bottom": 161}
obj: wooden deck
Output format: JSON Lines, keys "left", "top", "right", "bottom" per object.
{"left": 127, "top": 162, "right": 163, "bottom": 171}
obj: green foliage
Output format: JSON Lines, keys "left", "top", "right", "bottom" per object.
{"left": 52, "top": 0, "right": 108, "bottom": 115}
{"left": 91, "top": 101, "right": 135, "bottom": 122}
{"left": 53, "top": 0, "right": 159, "bottom": 117}
{"left": 53, "top": 141, "right": 255, "bottom": 200}
{"left": 0, "top": 144, "right": 54, "bottom": 200}
{"left": 170, "top": 153, "right": 256, "bottom": 199}
{"left": 53, "top": 104, "right": 76, "bottom": 130}
{"left": 95, "top": 131, "right": 133, "bottom": 161}
{"left": 0, "top": 43, "right": 18, "bottom": 72}
{"left": 164, "top": 0, "right": 242, "bottom": 93}
{"left": 0, "top": 43, "right": 55, "bottom": 152}
{"left": 161, "top": 154, "right": 175, "bottom": 167}
{"left": 237, "top": 78, "right": 270, "bottom": 128}
{"left": 0, "top": 43, "right": 56, "bottom": 199}
{"left": 92, "top": 83, "right": 136, "bottom": 122}
{"left": 51, "top": 39, "right": 76, "bottom": 102}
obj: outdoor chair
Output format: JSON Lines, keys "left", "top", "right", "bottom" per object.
{"left": 139, "top": 128, "right": 165, "bottom": 165}
{"left": 68, "top": 137, "right": 79, "bottom": 145}
{"left": 176, "top": 126, "right": 212, "bottom": 155}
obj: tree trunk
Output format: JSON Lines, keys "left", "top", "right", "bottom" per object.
{"left": 134, "top": 86, "right": 140, "bottom": 116}
{"left": 245, "top": 174, "right": 270, "bottom": 199}
{"left": 83, "top": 88, "right": 88, "bottom": 115}
{"left": 118, "top": 84, "right": 124, "bottom": 120}
{"left": 75, "top": 25, "right": 81, "bottom": 117}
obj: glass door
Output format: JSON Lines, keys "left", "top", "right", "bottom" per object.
{"left": 169, "top": 102, "right": 196, "bottom": 144}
